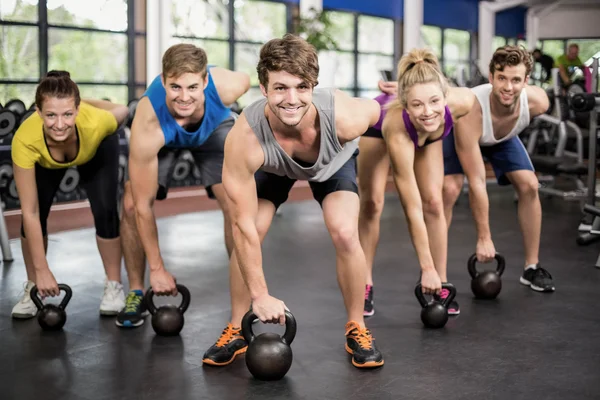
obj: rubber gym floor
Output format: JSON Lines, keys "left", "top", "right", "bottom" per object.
{"left": 1, "top": 188, "right": 599, "bottom": 400}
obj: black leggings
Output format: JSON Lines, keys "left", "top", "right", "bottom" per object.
{"left": 21, "top": 133, "right": 120, "bottom": 239}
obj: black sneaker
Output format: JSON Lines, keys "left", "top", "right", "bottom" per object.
{"left": 345, "top": 321, "right": 384, "bottom": 368}
{"left": 115, "top": 290, "right": 147, "bottom": 328}
{"left": 520, "top": 265, "right": 555, "bottom": 292}
{"left": 364, "top": 285, "right": 374, "bottom": 317}
{"left": 434, "top": 286, "right": 460, "bottom": 315}
{"left": 202, "top": 324, "right": 248, "bottom": 366}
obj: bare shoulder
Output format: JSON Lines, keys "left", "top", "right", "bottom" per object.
{"left": 129, "top": 97, "right": 164, "bottom": 156}
{"left": 209, "top": 67, "right": 251, "bottom": 106}
{"left": 381, "top": 107, "right": 408, "bottom": 140}
{"left": 225, "top": 113, "right": 264, "bottom": 172}
{"left": 333, "top": 89, "right": 380, "bottom": 142}
{"left": 447, "top": 87, "right": 476, "bottom": 120}
{"left": 525, "top": 85, "right": 550, "bottom": 117}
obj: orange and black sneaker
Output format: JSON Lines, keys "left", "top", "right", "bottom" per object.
{"left": 344, "top": 321, "right": 384, "bottom": 368}
{"left": 202, "top": 323, "right": 248, "bottom": 366}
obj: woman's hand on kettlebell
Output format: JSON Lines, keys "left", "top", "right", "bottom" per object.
{"left": 35, "top": 268, "right": 59, "bottom": 298}
{"left": 252, "top": 294, "right": 288, "bottom": 326}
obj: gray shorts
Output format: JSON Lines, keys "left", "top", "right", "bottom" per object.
{"left": 155, "top": 114, "right": 236, "bottom": 200}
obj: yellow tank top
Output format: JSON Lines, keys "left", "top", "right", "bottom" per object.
{"left": 11, "top": 102, "right": 118, "bottom": 169}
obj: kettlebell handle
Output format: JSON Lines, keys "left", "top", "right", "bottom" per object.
{"left": 414, "top": 283, "right": 457, "bottom": 309}
{"left": 467, "top": 253, "right": 506, "bottom": 279}
{"left": 30, "top": 283, "right": 73, "bottom": 310}
{"left": 241, "top": 310, "right": 297, "bottom": 345}
{"left": 144, "top": 284, "right": 191, "bottom": 315}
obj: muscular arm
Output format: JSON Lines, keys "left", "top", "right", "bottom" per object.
{"left": 81, "top": 98, "right": 130, "bottom": 126}
{"left": 13, "top": 164, "right": 48, "bottom": 272}
{"left": 454, "top": 106, "right": 491, "bottom": 240}
{"left": 222, "top": 114, "right": 267, "bottom": 299}
{"left": 383, "top": 112, "right": 435, "bottom": 272}
{"left": 526, "top": 85, "right": 550, "bottom": 118}
{"left": 334, "top": 90, "right": 381, "bottom": 142}
{"left": 210, "top": 67, "right": 251, "bottom": 107}
{"left": 128, "top": 98, "right": 166, "bottom": 271}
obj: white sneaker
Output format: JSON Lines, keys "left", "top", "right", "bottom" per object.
{"left": 99, "top": 280, "right": 126, "bottom": 316}
{"left": 12, "top": 280, "right": 38, "bottom": 319}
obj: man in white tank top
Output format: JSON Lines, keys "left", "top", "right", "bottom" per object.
{"left": 442, "top": 45, "right": 556, "bottom": 293}
{"left": 202, "top": 34, "right": 385, "bottom": 369}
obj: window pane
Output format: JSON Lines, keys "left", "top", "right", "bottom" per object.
{"left": 49, "top": 29, "right": 127, "bottom": 82}
{"left": 323, "top": 11, "right": 354, "bottom": 51}
{"left": 79, "top": 85, "right": 128, "bottom": 105}
{"left": 517, "top": 39, "right": 527, "bottom": 49}
{"left": 172, "top": 0, "right": 229, "bottom": 39}
{"left": 493, "top": 36, "right": 506, "bottom": 52}
{"left": 235, "top": 43, "right": 261, "bottom": 86}
{"left": 443, "top": 29, "right": 470, "bottom": 61}
{"left": 358, "top": 55, "right": 394, "bottom": 89}
{"left": 234, "top": 0, "right": 286, "bottom": 42}
{"left": 170, "top": 38, "right": 230, "bottom": 69}
{"left": 542, "top": 40, "right": 564, "bottom": 60}
{"left": 421, "top": 25, "right": 442, "bottom": 59}
{"left": 47, "top": 0, "right": 127, "bottom": 31}
{"left": 359, "top": 90, "right": 381, "bottom": 99}
{"left": 507, "top": 38, "right": 516, "bottom": 45}
{"left": 0, "top": 0, "right": 38, "bottom": 23}
{"left": 0, "top": 26, "right": 39, "bottom": 80}
{"left": 444, "top": 61, "right": 470, "bottom": 82}
{"left": 318, "top": 51, "right": 354, "bottom": 88}
{"left": 237, "top": 87, "right": 263, "bottom": 108}
{"left": 358, "top": 16, "right": 394, "bottom": 55}
{"left": 0, "top": 84, "right": 37, "bottom": 110}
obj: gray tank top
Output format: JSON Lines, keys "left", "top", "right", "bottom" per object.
{"left": 243, "top": 88, "right": 359, "bottom": 182}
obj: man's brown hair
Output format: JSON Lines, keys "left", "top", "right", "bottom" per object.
{"left": 489, "top": 45, "right": 534, "bottom": 77}
{"left": 162, "top": 43, "right": 208, "bottom": 79}
{"left": 257, "top": 34, "right": 319, "bottom": 88}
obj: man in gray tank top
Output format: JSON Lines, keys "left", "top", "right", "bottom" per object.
{"left": 443, "top": 45, "right": 555, "bottom": 293}
{"left": 202, "top": 34, "right": 384, "bottom": 369}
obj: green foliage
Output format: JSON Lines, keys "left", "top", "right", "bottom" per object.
{"left": 295, "top": 7, "right": 339, "bottom": 52}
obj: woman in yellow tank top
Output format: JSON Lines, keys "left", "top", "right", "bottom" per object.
{"left": 10, "top": 71, "right": 130, "bottom": 319}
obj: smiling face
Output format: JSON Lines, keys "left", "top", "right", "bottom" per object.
{"left": 404, "top": 82, "right": 446, "bottom": 134}
{"left": 37, "top": 96, "right": 79, "bottom": 143}
{"left": 489, "top": 63, "right": 527, "bottom": 109}
{"left": 162, "top": 72, "right": 208, "bottom": 118}
{"left": 260, "top": 70, "right": 313, "bottom": 128}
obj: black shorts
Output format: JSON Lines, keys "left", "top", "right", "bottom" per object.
{"left": 155, "top": 114, "right": 236, "bottom": 200}
{"left": 255, "top": 151, "right": 359, "bottom": 209}
{"left": 362, "top": 127, "right": 383, "bottom": 139}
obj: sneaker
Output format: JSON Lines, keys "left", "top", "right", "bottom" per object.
{"left": 435, "top": 287, "right": 460, "bottom": 315}
{"left": 115, "top": 290, "right": 147, "bottom": 327}
{"left": 364, "top": 285, "right": 375, "bottom": 317}
{"left": 11, "top": 280, "right": 38, "bottom": 319}
{"left": 344, "top": 321, "right": 384, "bottom": 368}
{"left": 202, "top": 324, "right": 248, "bottom": 366}
{"left": 99, "top": 280, "right": 126, "bottom": 316}
{"left": 520, "top": 265, "right": 555, "bottom": 292}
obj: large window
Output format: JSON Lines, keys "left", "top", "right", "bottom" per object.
{"left": 1, "top": 0, "right": 137, "bottom": 106}
{"left": 443, "top": 29, "right": 471, "bottom": 80}
{"left": 421, "top": 25, "right": 442, "bottom": 59}
{"left": 319, "top": 11, "right": 355, "bottom": 91}
{"left": 357, "top": 15, "right": 395, "bottom": 97}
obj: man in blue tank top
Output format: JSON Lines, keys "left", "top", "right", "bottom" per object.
{"left": 116, "top": 43, "right": 250, "bottom": 328}
{"left": 202, "top": 34, "right": 385, "bottom": 369}
{"left": 443, "top": 45, "right": 555, "bottom": 293}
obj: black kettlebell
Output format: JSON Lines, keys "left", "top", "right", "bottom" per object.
{"left": 415, "top": 283, "right": 456, "bottom": 329}
{"left": 144, "top": 284, "right": 190, "bottom": 336}
{"left": 241, "top": 309, "right": 297, "bottom": 381}
{"left": 30, "top": 284, "right": 72, "bottom": 331}
{"left": 468, "top": 253, "right": 506, "bottom": 299}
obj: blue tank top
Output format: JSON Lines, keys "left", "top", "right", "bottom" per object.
{"left": 143, "top": 68, "right": 230, "bottom": 148}
{"left": 402, "top": 105, "right": 453, "bottom": 149}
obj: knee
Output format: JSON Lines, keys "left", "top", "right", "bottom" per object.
{"left": 122, "top": 182, "right": 136, "bottom": 219}
{"left": 360, "top": 195, "right": 385, "bottom": 221}
{"left": 329, "top": 223, "right": 359, "bottom": 253}
{"left": 94, "top": 204, "right": 120, "bottom": 239}
{"left": 443, "top": 177, "right": 463, "bottom": 205}
{"left": 422, "top": 196, "right": 445, "bottom": 220}
{"left": 514, "top": 177, "right": 539, "bottom": 200}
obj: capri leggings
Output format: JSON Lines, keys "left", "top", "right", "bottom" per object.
{"left": 21, "top": 133, "right": 120, "bottom": 239}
